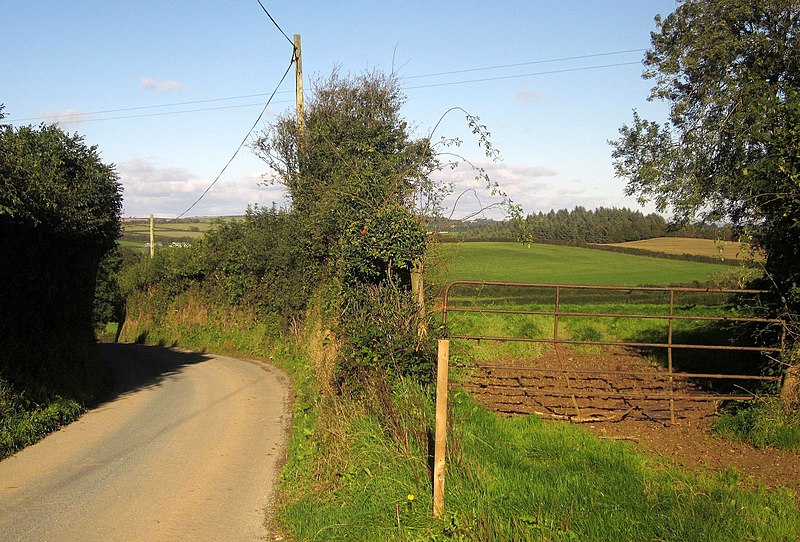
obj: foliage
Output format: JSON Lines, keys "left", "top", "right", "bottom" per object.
{"left": 0, "top": 389, "right": 82, "bottom": 460}
{"left": 252, "top": 70, "right": 434, "bottom": 273}
{"left": 714, "top": 398, "right": 800, "bottom": 449}
{"left": 518, "top": 206, "right": 668, "bottom": 245}
{"left": 94, "top": 246, "right": 140, "bottom": 332}
{"left": 0, "top": 122, "right": 121, "bottom": 401}
{"left": 611, "top": 0, "right": 800, "bottom": 313}
{"left": 341, "top": 204, "right": 428, "bottom": 285}
{"left": 251, "top": 71, "right": 439, "bottom": 390}
{"left": 335, "top": 280, "right": 435, "bottom": 391}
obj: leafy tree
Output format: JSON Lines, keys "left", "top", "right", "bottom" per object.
{"left": 0, "top": 122, "right": 122, "bottom": 398}
{"left": 252, "top": 70, "right": 435, "bottom": 285}
{"left": 611, "top": 0, "right": 800, "bottom": 311}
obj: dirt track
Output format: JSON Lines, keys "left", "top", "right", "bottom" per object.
{"left": 0, "top": 344, "right": 291, "bottom": 542}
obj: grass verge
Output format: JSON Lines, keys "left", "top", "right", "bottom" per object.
{"left": 279, "top": 379, "right": 799, "bottom": 541}
{"left": 0, "top": 390, "right": 83, "bottom": 459}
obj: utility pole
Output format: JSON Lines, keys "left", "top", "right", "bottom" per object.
{"left": 149, "top": 214, "right": 155, "bottom": 259}
{"left": 294, "top": 34, "right": 304, "bottom": 135}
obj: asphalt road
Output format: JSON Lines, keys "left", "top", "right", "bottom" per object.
{"left": 0, "top": 344, "right": 291, "bottom": 541}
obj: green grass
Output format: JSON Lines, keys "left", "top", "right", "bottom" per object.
{"left": 277, "top": 380, "right": 800, "bottom": 541}
{"left": 436, "top": 242, "right": 738, "bottom": 286}
{"left": 119, "top": 290, "right": 800, "bottom": 541}
{"left": 714, "top": 398, "right": 800, "bottom": 450}
{"left": 0, "top": 383, "right": 84, "bottom": 459}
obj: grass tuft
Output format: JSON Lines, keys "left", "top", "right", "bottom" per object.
{"left": 713, "top": 398, "right": 800, "bottom": 450}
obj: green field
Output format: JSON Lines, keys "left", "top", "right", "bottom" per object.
{"left": 433, "top": 242, "right": 769, "bottom": 373}
{"left": 436, "top": 241, "right": 740, "bottom": 286}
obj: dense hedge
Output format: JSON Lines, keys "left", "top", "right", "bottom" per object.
{"left": 0, "top": 122, "right": 122, "bottom": 400}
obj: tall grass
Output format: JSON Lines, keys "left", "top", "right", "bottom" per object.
{"left": 714, "top": 398, "right": 800, "bottom": 450}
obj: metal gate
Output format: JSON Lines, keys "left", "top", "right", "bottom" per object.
{"left": 441, "top": 280, "right": 785, "bottom": 423}
{"left": 431, "top": 280, "right": 786, "bottom": 517}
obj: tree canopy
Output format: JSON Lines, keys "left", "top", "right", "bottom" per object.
{"left": 611, "top": 0, "right": 800, "bottom": 308}
{"left": 0, "top": 122, "right": 122, "bottom": 398}
{"left": 252, "top": 69, "right": 433, "bottom": 284}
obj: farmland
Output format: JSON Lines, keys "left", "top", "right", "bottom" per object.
{"left": 598, "top": 236, "right": 763, "bottom": 262}
{"left": 434, "top": 241, "right": 740, "bottom": 286}
{"left": 120, "top": 217, "right": 240, "bottom": 248}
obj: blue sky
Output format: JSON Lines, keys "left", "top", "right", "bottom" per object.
{"left": 3, "top": 1, "right": 678, "bottom": 219}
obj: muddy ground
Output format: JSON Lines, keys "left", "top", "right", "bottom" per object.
{"left": 462, "top": 347, "right": 800, "bottom": 492}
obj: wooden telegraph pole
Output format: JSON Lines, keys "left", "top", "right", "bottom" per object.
{"left": 149, "top": 214, "right": 155, "bottom": 259}
{"left": 294, "top": 34, "right": 304, "bottom": 135}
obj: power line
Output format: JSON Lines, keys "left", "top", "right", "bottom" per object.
{"left": 10, "top": 92, "right": 293, "bottom": 123}
{"left": 39, "top": 99, "right": 294, "bottom": 125}
{"left": 11, "top": 49, "right": 644, "bottom": 125}
{"left": 401, "top": 48, "right": 645, "bottom": 80}
{"left": 256, "top": 0, "right": 293, "bottom": 46}
{"left": 175, "top": 55, "right": 294, "bottom": 219}
{"left": 403, "top": 61, "right": 642, "bottom": 90}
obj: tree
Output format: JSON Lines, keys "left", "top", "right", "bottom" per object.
{"left": 252, "top": 69, "right": 433, "bottom": 285}
{"left": 611, "top": 0, "right": 800, "bottom": 312}
{"left": 0, "top": 122, "right": 122, "bottom": 398}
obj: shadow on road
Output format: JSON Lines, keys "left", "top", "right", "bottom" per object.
{"left": 96, "top": 343, "right": 212, "bottom": 405}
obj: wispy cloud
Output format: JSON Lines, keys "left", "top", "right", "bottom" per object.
{"left": 40, "top": 108, "right": 94, "bottom": 125}
{"left": 516, "top": 89, "right": 541, "bottom": 103}
{"left": 139, "top": 76, "right": 184, "bottom": 92}
{"left": 117, "top": 157, "right": 287, "bottom": 217}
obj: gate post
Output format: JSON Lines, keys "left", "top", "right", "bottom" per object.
{"left": 433, "top": 339, "right": 450, "bottom": 518}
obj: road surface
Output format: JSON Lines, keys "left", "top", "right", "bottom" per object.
{"left": 0, "top": 344, "right": 291, "bottom": 541}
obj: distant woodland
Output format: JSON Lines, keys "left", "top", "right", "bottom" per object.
{"left": 436, "top": 207, "right": 731, "bottom": 244}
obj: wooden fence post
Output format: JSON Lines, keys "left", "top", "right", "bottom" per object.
{"left": 433, "top": 339, "right": 450, "bottom": 518}
{"left": 411, "top": 260, "right": 427, "bottom": 337}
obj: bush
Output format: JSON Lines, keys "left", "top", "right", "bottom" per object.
{"left": 335, "top": 280, "right": 435, "bottom": 392}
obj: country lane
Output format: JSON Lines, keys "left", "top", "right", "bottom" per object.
{"left": 0, "top": 343, "right": 291, "bottom": 541}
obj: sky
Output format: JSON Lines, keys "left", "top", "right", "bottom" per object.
{"left": 2, "top": 1, "right": 679, "bottom": 219}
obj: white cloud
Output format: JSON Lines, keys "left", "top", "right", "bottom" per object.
{"left": 435, "top": 161, "right": 559, "bottom": 220}
{"left": 139, "top": 76, "right": 184, "bottom": 92}
{"left": 41, "top": 108, "right": 94, "bottom": 125}
{"left": 516, "top": 89, "right": 541, "bottom": 103}
{"left": 116, "top": 157, "right": 287, "bottom": 217}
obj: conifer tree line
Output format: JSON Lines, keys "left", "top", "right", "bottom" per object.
{"left": 439, "top": 206, "right": 730, "bottom": 245}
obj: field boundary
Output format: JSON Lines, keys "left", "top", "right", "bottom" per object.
{"left": 441, "top": 280, "right": 785, "bottom": 423}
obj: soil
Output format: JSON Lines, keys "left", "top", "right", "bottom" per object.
{"left": 462, "top": 347, "right": 800, "bottom": 493}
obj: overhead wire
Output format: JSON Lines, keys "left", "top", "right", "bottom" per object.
{"left": 174, "top": 1, "right": 296, "bottom": 219}
{"left": 174, "top": 55, "right": 294, "bottom": 219}
{"left": 404, "top": 61, "right": 642, "bottom": 91}
{"left": 11, "top": 92, "right": 293, "bottom": 123}
{"left": 256, "top": 0, "right": 294, "bottom": 46}
{"left": 11, "top": 49, "right": 644, "bottom": 125}
{"left": 401, "top": 48, "right": 645, "bottom": 80}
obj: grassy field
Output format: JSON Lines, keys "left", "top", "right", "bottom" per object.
{"left": 432, "top": 241, "right": 772, "bottom": 377}
{"left": 599, "top": 236, "right": 763, "bottom": 262}
{"left": 434, "top": 241, "right": 739, "bottom": 286}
